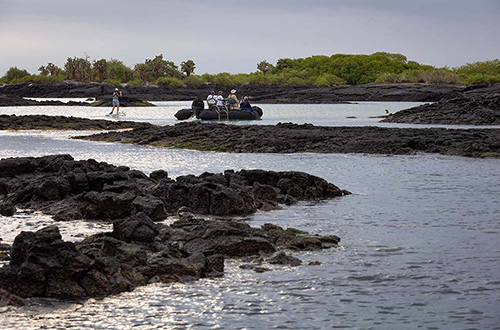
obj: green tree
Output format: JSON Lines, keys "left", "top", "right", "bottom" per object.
{"left": 46, "top": 63, "right": 61, "bottom": 76}
{"left": 454, "top": 59, "right": 500, "bottom": 84}
{"left": 133, "top": 63, "right": 150, "bottom": 83}
{"left": 64, "top": 57, "right": 77, "bottom": 80}
{"left": 145, "top": 54, "right": 181, "bottom": 80}
{"left": 180, "top": 60, "right": 196, "bottom": 76}
{"left": 38, "top": 65, "right": 49, "bottom": 76}
{"left": 257, "top": 60, "right": 272, "bottom": 76}
{"left": 64, "top": 57, "right": 92, "bottom": 81}
{"left": 372, "top": 52, "right": 407, "bottom": 63}
{"left": 93, "top": 59, "right": 108, "bottom": 82}
{"left": 107, "top": 59, "right": 132, "bottom": 83}
{"left": 2, "top": 67, "right": 31, "bottom": 83}
{"left": 275, "top": 58, "right": 294, "bottom": 71}
{"left": 75, "top": 57, "right": 92, "bottom": 81}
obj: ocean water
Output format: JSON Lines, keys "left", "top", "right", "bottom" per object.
{"left": 0, "top": 104, "right": 499, "bottom": 329}
{"left": 3, "top": 100, "right": 500, "bottom": 129}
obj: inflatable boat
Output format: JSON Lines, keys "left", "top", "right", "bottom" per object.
{"left": 174, "top": 99, "right": 263, "bottom": 121}
{"left": 199, "top": 106, "right": 263, "bottom": 120}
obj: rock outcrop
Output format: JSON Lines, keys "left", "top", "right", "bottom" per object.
{"left": 0, "top": 217, "right": 340, "bottom": 299}
{"left": 79, "top": 122, "right": 500, "bottom": 158}
{"left": 0, "top": 114, "right": 151, "bottom": 130}
{"left": 0, "top": 201, "right": 15, "bottom": 216}
{"left": 0, "top": 93, "right": 154, "bottom": 107}
{"left": 0, "top": 155, "right": 349, "bottom": 221}
{"left": 0, "top": 82, "right": 466, "bottom": 103}
{"left": 381, "top": 83, "right": 500, "bottom": 125}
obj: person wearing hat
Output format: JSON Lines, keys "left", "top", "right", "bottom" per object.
{"left": 227, "top": 89, "right": 240, "bottom": 110}
{"left": 110, "top": 88, "right": 123, "bottom": 116}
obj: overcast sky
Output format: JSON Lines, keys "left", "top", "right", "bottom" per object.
{"left": 1, "top": 0, "right": 499, "bottom": 76}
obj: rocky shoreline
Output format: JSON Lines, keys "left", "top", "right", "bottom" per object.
{"left": 0, "top": 114, "right": 152, "bottom": 130}
{"left": 1, "top": 114, "right": 498, "bottom": 157}
{"left": 0, "top": 154, "right": 349, "bottom": 220}
{"left": 0, "top": 218, "right": 339, "bottom": 302}
{"left": 381, "top": 83, "right": 500, "bottom": 125}
{"left": 0, "top": 82, "right": 466, "bottom": 103}
{"left": 0, "top": 94, "right": 155, "bottom": 107}
{"left": 79, "top": 122, "right": 500, "bottom": 158}
{"left": 0, "top": 154, "right": 348, "bottom": 303}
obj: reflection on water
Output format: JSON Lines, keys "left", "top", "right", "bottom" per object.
{"left": 2, "top": 100, "right": 496, "bottom": 130}
{"left": 0, "top": 106, "right": 500, "bottom": 329}
{"left": 2, "top": 100, "right": 499, "bottom": 129}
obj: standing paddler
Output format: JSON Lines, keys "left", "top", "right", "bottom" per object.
{"left": 110, "top": 88, "right": 123, "bottom": 116}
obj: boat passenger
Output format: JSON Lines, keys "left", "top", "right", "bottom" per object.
{"left": 227, "top": 89, "right": 240, "bottom": 110}
{"left": 240, "top": 96, "right": 254, "bottom": 114}
{"left": 192, "top": 98, "right": 204, "bottom": 118}
{"left": 216, "top": 91, "right": 224, "bottom": 108}
{"left": 207, "top": 90, "right": 217, "bottom": 108}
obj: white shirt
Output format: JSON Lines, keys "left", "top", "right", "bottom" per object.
{"left": 216, "top": 95, "right": 224, "bottom": 106}
{"left": 207, "top": 94, "right": 216, "bottom": 105}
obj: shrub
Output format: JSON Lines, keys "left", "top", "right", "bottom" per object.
{"left": 21, "top": 75, "right": 64, "bottom": 84}
{"left": 377, "top": 68, "right": 460, "bottom": 84}
{"left": 285, "top": 77, "right": 308, "bottom": 86}
{"left": 267, "top": 74, "right": 287, "bottom": 85}
{"left": 230, "top": 74, "right": 249, "bottom": 85}
{"left": 244, "top": 74, "right": 264, "bottom": 85}
{"left": 184, "top": 75, "right": 205, "bottom": 87}
{"left": 201, "top": 73, "right": 215, "bottom": 83}
{"left": 464, "top": 73, "right": 500, "bottom": 85}
{"left": 127, "top": 78, "right": 145, "bottom": 86}
{"left": 376, "top": 73, "right": 402, "bottom": 83}
{"left": 454, "top": 60, "right": 500, "bottom": 84}
{"left": 156, "top": 77, "right": 184, "bottom": 88}
{"left": 1, "top": 67, "right": 31, "bottom": 83}
{"left": 313, "top": 73, "right": 345, "bottom": 86}
{"left": 213, "top": 73, "right": 234, "bottom": 86}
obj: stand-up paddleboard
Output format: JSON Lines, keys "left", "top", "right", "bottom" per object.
{"left": 106, "top": 112, "right": 126, "bottom": 118}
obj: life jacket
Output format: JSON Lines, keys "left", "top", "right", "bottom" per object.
{"left": 207, "top": 94, "right": 216, "bottom": 104}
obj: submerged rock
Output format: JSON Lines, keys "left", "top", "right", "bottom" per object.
{"left": 267, "top": 252, "right": 302, "bottom": 266}
{"left": 0, "top": 201, "right": 15, "bottom": 216}
{"left": 0, "top": 288, "right": 24, "bottom": 307}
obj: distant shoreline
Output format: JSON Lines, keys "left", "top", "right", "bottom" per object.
{"left": 0, "top": 82, "right": 466, "bottom": 104}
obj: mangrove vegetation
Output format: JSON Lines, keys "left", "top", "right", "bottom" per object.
{"left": 1, "top": 52, "right": 499, "bottom": 87}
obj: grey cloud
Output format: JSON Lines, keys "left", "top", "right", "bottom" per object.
{"left": 1, "top": 0, "right": 499, "bottom": 75}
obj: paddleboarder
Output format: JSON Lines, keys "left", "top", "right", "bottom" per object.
{"left": 110, "top": 88, "right": 123, "bottom": 116}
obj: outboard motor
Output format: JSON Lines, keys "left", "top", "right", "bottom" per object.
{"left": 191, "top": 98, "right": 205, "bottom": 119}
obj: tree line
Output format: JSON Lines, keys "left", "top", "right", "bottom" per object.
{"left": 1, "top": 52, "right": 499, "bottom": 87}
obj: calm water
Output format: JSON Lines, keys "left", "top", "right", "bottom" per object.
{"left": 0, "top": 104, "right": 500, "bottom": 329}
{"left": 3, "top": 100, "right": 500, "bottom": 129}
